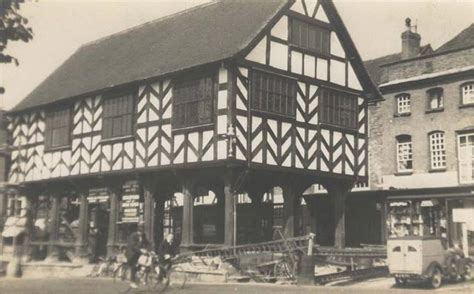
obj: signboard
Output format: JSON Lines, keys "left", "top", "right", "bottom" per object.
{"left": 453, "top": 208, "right": 474, "bottom": 230}
{"left": 122, "top": 194, "right": 140, "bottom": 223}
{"left": 88, "top": 188, "right": 109, "bottom": 203}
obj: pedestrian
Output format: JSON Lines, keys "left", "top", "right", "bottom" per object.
{"left": 157, "top": 233, "right": 177, "bottom": 279}
{"left": 125, "top": 224, "right": 149, "bottom": 289}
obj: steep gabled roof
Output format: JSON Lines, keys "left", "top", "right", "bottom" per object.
{"left": 12, "top": 0, "right": 288, "bottom": 112}
{"left": 12, "top": 0, "right": 381, "bottom": 112}
{"left": 436, "top": 23, "right": 474, "bottom": 53}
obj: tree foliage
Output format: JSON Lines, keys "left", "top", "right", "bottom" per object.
{"left": 0, "top": 0, "right": 33, "bottom": 93}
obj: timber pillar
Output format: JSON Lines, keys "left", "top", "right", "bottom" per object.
{"left": 153, "top": 196, "right": 166, "bottom": 250}
{"left": 282, "top": 183, "right": 303, "bottom": 238}
{"left": 0, "top": 189, "right": 6, "bottom": 221}
{"left": 74, "top": 194, "right": 89, "bottom": 262}
{"left": 106, "top": 187, "right": 120, "bottom": 257}
{"left": 248, "top": 187, "right": 266, "bottom": 243}
{"left": 47, "top": 194, "right": 61, "bottom": 260}
{"left": 143, "top": 180, "right": 156, "bottom": 250}
{"left": 180, "top": 179, "right": 195, "bottom": 250}
{"left": 224, "top": 171, "right": 236, "bottom": 246}
{"left": 326, "top": 182, "right": 353, "bottom": 248}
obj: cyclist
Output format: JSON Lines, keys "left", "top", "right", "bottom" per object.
{"left": 126, "top": 224, "right": 149, "bottom": 289}
{"left": 157, "top": 233, "right": 178, "bottom": 280}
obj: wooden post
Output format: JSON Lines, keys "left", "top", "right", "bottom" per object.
{"left": 106, "top": 187, "right": 119, "bottom": 257}
{"left": 47, "top": 194, "right": 61, "bottom": 259}
{"left": 0, "top": 190, "right": 6, "bottom": 220}
{"left": 381, "top": 198, "right": 388, "bottom": 245}
{"left": 282, "top": 184, "right": 300, "bottom": 238}
{"left": 75, "top": 194, "right": 89, "bottom": 260}
{"left": 154, "top": 196, "right": 166, "bottom": 250}
{"left": 224, "top": 171, "right": 236, "bottom": 246}
{"left": 180, "top": 179, "right": 194, "bottom": 250}
{"left": 214, "top": 188, "right": 225, "bottom": 244}
{"left": 325, "top": 183, "right": 352, "bottom": 248}
{"left": 23, "top": 193, "right": 35, "bottom": 262}
{"left": 143, "top": 180, "right": 155, "bottom": 251}
{"left": 248, "top": 189, "right": 265, "bottom": 243}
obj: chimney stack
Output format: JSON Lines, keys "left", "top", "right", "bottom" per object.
{"left": 401, "top": 18, "right": 421, "bottom": 59}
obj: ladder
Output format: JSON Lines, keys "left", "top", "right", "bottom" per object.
{"left": 180, "top": 235, "right": 311, "bottom": 260}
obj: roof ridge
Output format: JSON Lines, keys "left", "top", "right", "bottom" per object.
{"left": 81, "top": 0, "right": 218, "bottom": 48}
{"left": 435, "top": 22, "right": 474, "bottom": 52}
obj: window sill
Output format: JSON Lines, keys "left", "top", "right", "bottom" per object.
{"left": 100, "top": 135, "right": 135, "bottom": 145}
{"left": 44, "top": 145, "right": 71, "bottom": 153}
{"left": 318, "top": 123, "right": 359, "bottom": 134}
{"left": 172, "top": 123, "right": 215, "bottom": 134}
{"left": 429, "top": 168, "right": 446, "bottom": 173}
{"left": 459, "top": 103, "right": 474, "bottom": 109}
{"left": 425, "top": 108, "right": 444, "bottom": 114}
{"left": 394, "top": 171, "right": 413, "bottom": 176}
{"left": 393, "top": 112, "right": 411, "bottom": 118}
{"left": 250, "top": 109, "right": 296, "bottom": 122}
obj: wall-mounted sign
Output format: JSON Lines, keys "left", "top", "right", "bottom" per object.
{"left": 122, "top": 194, "right": 140, "bottom": 223}
{"left": 88, "top": 188, "right": 109, "bottom": 203}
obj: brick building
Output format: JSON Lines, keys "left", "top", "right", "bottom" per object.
{"left": 364, "top": 21, "right": 474, "bottom": 256}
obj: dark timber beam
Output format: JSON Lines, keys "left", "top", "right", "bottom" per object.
{"left": 143, "top": 182, "right": 155, "bottom": 250}
{"left": 154, "top": 196, "right": 166, "bottom": 250}
{"left": 47, "top": 194, "right": 61, "bottom": 259}
{"left": 282, "top": 184, "right": 301, "bottom": 238}
{"left": 106, "top": 186, "right": 120, "bottom": 257}
{"left": 180, "top": 179, "right": 195, "bottom": 250}
{"left": 248, "top": 187, "right": 267, "bottom": 243}
{"left": 224, "top": 170, "right": 236, "bottom": 246}
{"left": 75, "top": 193, "right": 89, "bottom": 260}
{"left": 0, "top": 190, "right": 7, "bottom": 220}
{"left": 325, "top": 182, "right": 353, "bottom": 248}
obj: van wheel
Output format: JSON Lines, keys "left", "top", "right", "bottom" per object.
{"left": 395, "top": 277, "right": 407, "bottom": 286}
{"left": 462, "top": 263, "right": 472, "bottom": 281}
{"left": 430, "top": 267, "right": 443, "bottom": 288}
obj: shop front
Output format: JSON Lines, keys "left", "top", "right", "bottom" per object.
{"left": 385, "top": 187, "right": 474, "bottom": 257}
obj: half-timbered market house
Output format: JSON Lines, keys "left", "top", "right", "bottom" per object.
{"left": 1, "top": 0, "right": 380, "bottom": 263}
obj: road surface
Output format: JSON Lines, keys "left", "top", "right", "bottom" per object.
{"left": 0, "top": 277, "right": 473, "bottom": 294}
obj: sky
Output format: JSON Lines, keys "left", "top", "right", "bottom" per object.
{"left": 1, "top": 0, "right": 473, "bottom": 110}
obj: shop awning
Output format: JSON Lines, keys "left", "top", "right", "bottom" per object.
{"left": 387, "top": 192, "right": 474, "bottom": 201}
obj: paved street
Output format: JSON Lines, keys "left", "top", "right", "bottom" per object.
{"left": 0, "top": 277, "right": 473, "bottom": 294}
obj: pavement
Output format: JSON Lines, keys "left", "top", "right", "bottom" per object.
{"left": 0, "top": 277, "right": 473, "bottom": 294}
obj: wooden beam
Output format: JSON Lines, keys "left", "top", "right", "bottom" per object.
{"left": 180, "top": 179, "right": 194, "bottom": 249}
{"left": 325, "top": 182, "right": 353, "bottom": 248}
{"left": 0, "top": 191, "right": 7, "bottom": 220}
{"left": 154, "top": 196, "right": 166, "bottom": 250}
{"left": 106, "top": 188, "right": 120, "bottom": 257}
{"left": 75, "top": 194, "right": 89, "bottom": 259}
{"left": 143, "top": 179, "right": 155, "bottom": 250}
{"left": 282, "top": 184, "right": 301, "bottom": 239}
{"left": 47, "top": 194, "right": 61, "bottom": 259}
{"left": 224, "top": 170, "right": 236, "bottom": 246}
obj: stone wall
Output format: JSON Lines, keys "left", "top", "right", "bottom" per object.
{"left": 368, "top": 59, "right": 474, "bottom": 189}
{"left": 380, "top": 47, "right": 474, "bottom": 84}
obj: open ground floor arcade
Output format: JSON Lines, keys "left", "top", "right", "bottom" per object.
{"left": 0, "top": 166, "right": 371, "bottom": 263}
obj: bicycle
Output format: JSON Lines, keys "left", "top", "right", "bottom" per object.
{"left": 118, "top": 250, "right": 187, "bottom": 293}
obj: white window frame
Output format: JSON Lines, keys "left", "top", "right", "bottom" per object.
{"left": 458, "top": 132, "right": 474, "bottom": 184}
{"left": 429, "top": 131, "right": 446, "bottom": 170}
{"left": 461, "top": 83, "right": 474, "bottom": 105}
{"left": 397, "top": 136, "right": 413, "bottom": 172}
{"left": 396, "top": 94, "right": 411, "bottom": 114}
